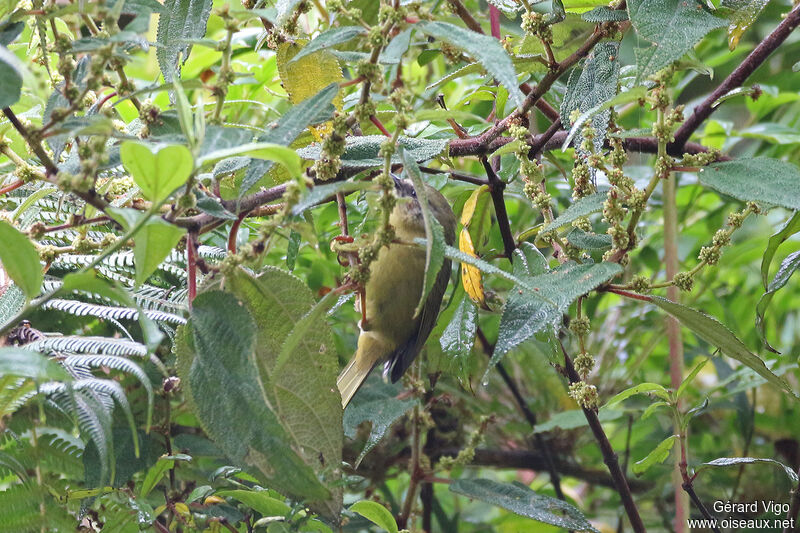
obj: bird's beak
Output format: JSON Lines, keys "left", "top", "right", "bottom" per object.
{"left": 390, "top": 172, "right": 403, "bottom": 189}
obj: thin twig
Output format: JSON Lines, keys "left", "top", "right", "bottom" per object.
{"left": 481, "top": 158, "right": 516, "bottom": 259}
{"left": 559, "top": 339, "right": 646, "bottom": 533}
{"left": 445, "top": 0, "right": 484, "bottom": 34}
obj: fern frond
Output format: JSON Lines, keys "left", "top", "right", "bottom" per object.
{"left": 133, "top": 285, "right": 188, "bottom": 313}
{"left": 0, "top": 376, "right": 36, "bottom": 419}
{"left": 24, "top": 336, "right": 147, "bottom": 358}
{"left": 0, "top": 284, "right": 25, "bottom": 326}
{"left": 41, "top": 299, "right": 186, "bottom": 325}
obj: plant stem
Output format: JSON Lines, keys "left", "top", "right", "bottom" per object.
{"left": 481, "top": 158, "right": 515, "bottom": 259}
{"left": 558, "top": 339, "right": 647, "bottom": 533}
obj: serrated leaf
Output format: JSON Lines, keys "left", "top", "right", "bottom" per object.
{"left": 449, "top": 479, "right": 599, "bottom": 532}
{"left": 566, "top": 228, "right": 612, "bottom": 250}
{"left": 298, "top": 135, "right": 448, "bottom": 171}
{"left": 605, "top": 383, "right": 672, "bottom": 406}
{"left": 540, "top": 192, "right": 607, "bottom": 234}
{"left": 722, "top": 0, "right": 769, "bottom": 50}
{"left": 561, "top": 41, "right": 621, "bottom": 154}
{"left": 403, "top": 152, "right": 447, "bottom": 317}
{"left": 632, "top": 435, "right": 678, "bottom": 475}
{"left": 0, "top": 221, "right": 43, "bottom": 299}
{"left": 277, "top": 41, "right": 343, "bottom": 142}
{"left": 696, "top": 457, "right": 799, "bottom": 484}
{"left": 700, "top": 158, "right": 800, "bottom": 210}
{"left": 241, "top": 83, "right": 339, "bottom": 196}
{"left": 582, "top": 6, "right": 628, "bottom": 21}
{"left": 415, "top": 21, "right": 523, "bottom": 105}
{"left": 439, "top": 292, "right": 478, "bottom": 372}
{"left": 756, "top": 251, "right": 800, "bottom": 353}
{"left": 343, "top": 376, "right": 415, "bottom": 468}
{"left": 490, "top": 251, "right": 622, "bottom": 377}
{"left": 562, "top": 87, "right": 648, "bottom": 150}
{"left": 761, "top": 211, "right": 800, "bottom": 288}
{"left": 176, "top": 292, "right": 333, "bottom": 513}
{"left": 156, "top": 0, "right": 212, "bottom": 82}
{"left": 0, "top": 45, "right": 23, "bottom": 108}
{"left": 120, "top": 142, "right": 193, "bottom": 204}
{"left": 219, "top": 268, "right": 342, "bottom": 518}
{"left": 289, "top": 27, "right": 367, "bottom": 63}
{"left": 350, "top": 501, "right": 399, "bottom": 533}
{"left": 650, "top": 296, "right": 798, "bottom": 399}
{"left": 628, "top": 0, "right": 726, "bottom": 83}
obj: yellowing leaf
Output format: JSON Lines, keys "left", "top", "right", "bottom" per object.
{"left": 459, "top": 228, "right": 486, "bottom": 309}
{"left": 460, "top": 184, "right": 489, "bottom": 226}
{"left": 277, "top": 41, "right": 344, "bottom": 141}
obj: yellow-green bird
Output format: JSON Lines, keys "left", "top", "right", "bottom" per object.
{"left": 337, "top": 175, "right": 457, "bottom": 408}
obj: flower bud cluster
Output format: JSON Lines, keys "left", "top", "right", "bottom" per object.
{"left": 568, "top": 381, "right": 598, "bottom": 409}
{"left": 313, "top": 115, "right": 348, "bottom": 181}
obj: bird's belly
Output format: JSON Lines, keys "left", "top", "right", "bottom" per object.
{"left": 363, "top": 243, "right": 425, "bottom": 346}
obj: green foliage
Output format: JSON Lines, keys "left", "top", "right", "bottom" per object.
{"left": 702, "top": 157, "right": 800, "bottom": 210}
{"left": 0, "top": 220, "right": 43, "bottom": 299}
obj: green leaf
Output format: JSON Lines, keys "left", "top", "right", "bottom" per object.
{"left": 0, "top": 45, "right": 23, "bottom": 108}
{"left": 533, "top": 408, "right": 623, "bottom": 433}
{"left": 696, "top": 457, "right": 799, "bottom": 484}
{"left": 449, "top": 479, "right": 599, "bottom": 532}
{"left": 582, "top": 6, "right": 629, "bottom": 22}
{"left": 291, "top": 181, "right": 374, "bottom": 216}
{"left": 220, "top": 268, "right": 342, "bottom": 518}
{"left": 176, "top": 292, "right": 332, "bottom": 511}
{"left": 289, "top": 27, "right": 367, "bottom": 63}
{"left": 297, "top": 135, "right": 448, "bottom": 172}
{"left": 275, "top": 0, "right": 305, "bottom": 25}
{"left": 198, "top": 142, "right": 301, "bottom": 178}
{"left": 701, "top": 158, "right": 800, "bottom": 210}
{"left": 562, "top": 87, "right": 648, "bottom": 149}
{"left": 10, "top": 187, "right": 58, "bottom": 222}
{"left": 539, "top": 192, "right": 607, "bottom": 234}
{"left": 650, "top": 296, "right": 798, "bottom": 399}
{"left": 349, "top": 501, "right": 399, "bottom": 533}
{"left": 561, "top": 42, "right": 621, "bottom": 153}
{"left": 722, "top": 0, "right": 769, "bottom": 50}
{"left": 756, "top": 251, "right": 800, "bottom": 353}
{"left": 241, "top": 83, "right": 339, "bottom": 195}
{"left": 632, "top": 435, "right": 678, "bottom": 475}
{"left": 286, "top": 230, "right": 301, "bottom": 271}
{"left": 0, "top": 220, "right": 43, "bottom": 299}
{"left": 140, "top": 454, "right": 191, "bottom": 498}
{"left": 414, "top": 21, "right": 524, "bottom": 106}
{"left": 605, "top": 383, "right": 672, "bottom": 406}
{"left": 628, "top": 0, "right": 726, "bottom": 83}
{"left": 380, "top": 28, "right": 412, "bottom": 64}
{"left": 195, "top": 190, "right": 237, "bottom": 220}
{"left": 0, "top": 348, "right": 70, "bottom": 381}
{"left": 108, "top": 209, "right": 187, "bottom": 287}
{"left": 156, "top": 0, "right": 213, "bottom": 81}
{"left": 439, "top": 292, "right": 478, "bottom": 373}
{"left": 566, "top": 228, "right": 612, "bottom": 250}
{"left": 343, "top": 376, "right": 416, "bottom": 468}
{"left": 761, "top": 211, "right": 800, "bottom": 288}
{"left": 676, "top": 359, "right": 709, "bottom": 399}
{"left": 490, "top": 255, "right": 622, "bottom": 376}
{"left": 216, "top": 490, "right": 291, "bottom": 517}
{"left": 402, "top": 152, "right": 447, "bottom": 317}
{"left": 120, "top": 143, "right": 194, "bottom": 204}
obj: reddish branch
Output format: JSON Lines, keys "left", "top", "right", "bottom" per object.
{"left": 0, "top": 178, "right": 25, "bottom": 196}
{"left": 670, "top": 4, "right": 800, "bottom": 151}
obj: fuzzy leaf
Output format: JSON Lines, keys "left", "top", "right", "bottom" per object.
{"left": 701, "top": 158, "right": 800, "bottom": 210}
{"left": 539, "top": 192, "right": 607, "bottom": 234}
{"left": 761, "top": 211, "right": 800, "bottom": 288}
{"left": 0, "top": 45, "right": 23, "bottom": 108}
{"left": 651, "top": 296, "right": 798, "bottom": 399}
{"left": 298, "top": 135, "right": 448, "bottom": 171}
{"left": 628, "top": 0, "right": 725, "bottom": 83}
{"left": 343, "top": 377, "right": 415, "bottom": 468}
{"left": 350, "top": 501, "right": 399, "bottom": 533}
{"left": 450, "top": 479, "right": 599, "bottom": 532}
{"left": 156, "top": 0, "right": 212, "bottom": 81}
{"left": 0, "top": 348, "right": 70, "bottom": 381}
{"left": 290, "top": 27, "right": 367, "bottom": 63}
{"left": 415, "top": 21, "right": 523, "bottom": 105}
{"left": 722, "top": 0, "right": 769, "bottom": 50}
{"left": 439, "top": 292, "right": 478, "bottom": 367}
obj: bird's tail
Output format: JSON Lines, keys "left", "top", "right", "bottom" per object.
{"left": 337, "top": 332, "right": 388, "bottom": 408}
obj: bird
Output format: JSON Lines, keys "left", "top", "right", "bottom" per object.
{"left": 337, "top": 174, "right": 457, "bottom": 408}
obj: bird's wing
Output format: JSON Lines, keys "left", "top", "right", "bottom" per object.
{"left": 386, "top": 258, "right": 453, "bottom": 382}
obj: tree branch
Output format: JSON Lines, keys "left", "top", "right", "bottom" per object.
{"left": 669, "top": 4, "right": 800, "bottom": 151}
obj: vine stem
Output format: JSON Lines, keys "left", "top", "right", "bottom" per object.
{"left": 558, "top": 339, "right": 646, "bottom": 533}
